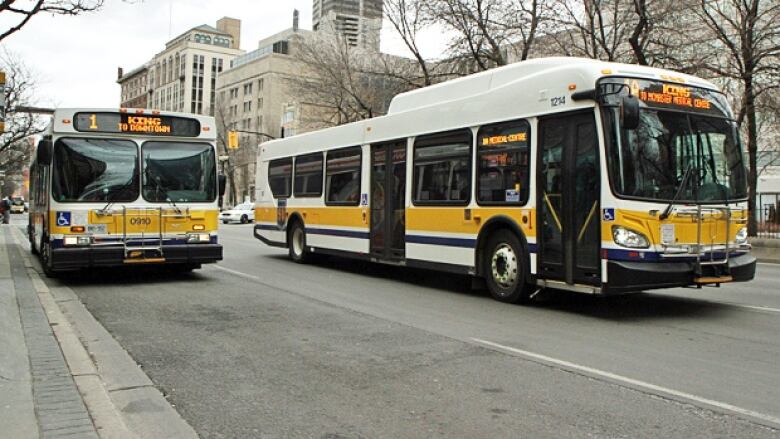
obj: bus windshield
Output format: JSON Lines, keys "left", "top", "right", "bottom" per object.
{"left": 52, "top": 138, "right": 139, "bottom": 202}
{"left": 142, "top": 142, "right": 216, "bottom": 203}
{"left": 600, "top": 78, "right": 747, "bottom": 203}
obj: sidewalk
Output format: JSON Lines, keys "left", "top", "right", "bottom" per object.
{"left": 0, "top": 225, "right": 197, "bottom": 438}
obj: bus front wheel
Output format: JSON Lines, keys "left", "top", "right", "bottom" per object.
{"left": 483, "top": 230, "right": 531, "bottom": 304}
{"left": 39, "top": 238, "right": 56, "bottom": 278}
{"left": 288, "top": 221, "right": 309, "bottom": 263}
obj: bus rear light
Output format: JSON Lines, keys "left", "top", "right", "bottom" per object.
{"left": 568, "top": 84, "right": 577, "bottom": 91}
{"left": 70, "top": 226, "right": 85, "bottom": 233}
{"left": 152, "top": 110, "right": 160, "bottom": 115}
{"left": 202, "top": 126, "right": 211, "bottom": 132}
{"left": 62, "top": 119, "right": 72, "bottom": 124}
{"left": 135, "top": 109, "right": 144, "bottom": 115}
{"left": 192, "top": 224, "right": 205, "bottom": 231}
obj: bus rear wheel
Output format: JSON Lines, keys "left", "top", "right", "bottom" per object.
{"left": 288, "top": 221, "right": 309, "bottom": 263}
{"left": 483, "top": 230, "right": 531, "bottom": 304}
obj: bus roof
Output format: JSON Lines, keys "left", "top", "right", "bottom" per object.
{"left": 258, "top": 57, "right": 723, "bottom": 161}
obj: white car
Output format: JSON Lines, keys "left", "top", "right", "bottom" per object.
{"left": 220, "top": 202, "right": 255, "bottom": 224}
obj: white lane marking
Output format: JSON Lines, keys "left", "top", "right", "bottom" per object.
{"left": 471, "top": 338, "right": 780, "bottom": 428}
{"left": 729, "top": 303, "right": 780, "bottom": 314}
{"left": 211, "top": 264, "right": 262, "bottom": 281}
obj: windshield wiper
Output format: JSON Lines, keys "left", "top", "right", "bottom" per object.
{"left": 150, "top": 175, "right": 183, "bottom": 215}
{"left": 659, "top": 163, "right": 696, "bottom": 220}
{"left": 98, "top": 178, "right": 136, "bottom": 214}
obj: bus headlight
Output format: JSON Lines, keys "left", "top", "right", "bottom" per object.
{"left": 735, "top": 227, "right": 748, "bottom": 244}
{"left": 63, "top": 236, "right": 91, "bottom": 247}
{"left": 612, "top": 226, "right": 650, "bottom": 249}
{"left": 187, "top": 233, "right": 211, "bottom": 243}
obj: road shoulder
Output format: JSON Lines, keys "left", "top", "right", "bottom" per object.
{"left": 8, "top": 226, "right": 197, "bottom": 438}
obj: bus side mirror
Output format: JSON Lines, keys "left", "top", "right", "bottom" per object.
{"left": 218, "top": 174, "right": 227, "bottom": 197}
{"left": 621, "top": 95, "right": 640, "bottom": 130}
{"left": 36, "top": 140, "right": 53, "bottom": 165}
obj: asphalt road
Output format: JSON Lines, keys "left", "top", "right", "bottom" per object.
{"left": 28, "top": 217, "right": 780, "bottom": 438}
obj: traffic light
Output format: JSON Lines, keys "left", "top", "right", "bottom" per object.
{"left": 228, "top": 130, "right": 239, "bottom": 149}
{"left": 0, "top": 71, "right": 5, "bottom": 134}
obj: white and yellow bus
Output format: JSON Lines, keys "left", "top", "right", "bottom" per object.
{"left": 253, "top": 58, "right": 755, "bottom": 303}
{"left": 28, "top": 108, "right": 225, "bottom": 276}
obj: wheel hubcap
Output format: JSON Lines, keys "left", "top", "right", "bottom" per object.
{"left": 293, "top": 228, "right": 304, "bottom": 256}
{"left": 491, "top": 244, "right": 518, "bottom": 290}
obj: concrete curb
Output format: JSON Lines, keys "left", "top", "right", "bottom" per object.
{"left": 749, "top": 238, "right": 780, "bottom": 264}
{"left": 9, "top": 227, "right": 198, "bottom": 439}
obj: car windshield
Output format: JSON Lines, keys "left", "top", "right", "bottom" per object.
{"left": 142, "top": 142, "right": 216, "bottom": 203}
{"left": 52, "top": 138, "right": 139, "bottom": 202}
{"left": 12, "top": 198, "right": 24, "bottom": 205}
{"left": 600, "top": 78, "right": 747, "bottom": 203}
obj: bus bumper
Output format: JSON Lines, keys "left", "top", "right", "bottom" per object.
{"left": 49, "top": 244, "right": 223, "bottom": 271}
{"left": 603, "top": 253, "right": 756, "bottom": 294}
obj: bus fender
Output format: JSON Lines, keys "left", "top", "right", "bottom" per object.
{"left": 474, "top": 215, "right": 531, "bottom": 280}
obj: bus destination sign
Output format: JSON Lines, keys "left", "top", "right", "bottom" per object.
{"left": 610, "top": 78, "right": 730, "bottom": 118}
{"left": 73, "top": 112, "right": 201, "bottom": 137}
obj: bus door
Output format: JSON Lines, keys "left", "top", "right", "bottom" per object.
{"left": 370, "top": 140, "right": 406, "bottom": 261}
{"left": 537, "top": 111, "right": 601, "bottom": 285}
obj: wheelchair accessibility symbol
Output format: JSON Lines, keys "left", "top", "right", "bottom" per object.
{"left": 602, "top": 208, "right": 615, "bottom": 222}
{"left": 56, "top": 212, "right": 71, "bottom": 227}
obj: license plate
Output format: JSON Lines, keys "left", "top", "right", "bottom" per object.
{"left": 87, "top": 224, "right": 107, "bottom": 234}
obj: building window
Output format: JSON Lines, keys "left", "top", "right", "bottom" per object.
{"left": 243, "top": 82, "right": 253, "bottom": 96}
{"left": 191, "top": 54, "right": 204, "bottom": 114}
{"left": 258, "top": 78, "right": 264, "bottom": 91}
{"left": 325, "top": 146, "right": 361, "bottom": 205}
{"left": 257, "top": 98, "right": 263, "bottom": 109}
{"left": 413, "top": 129, "right": 472, "bottom": 205}
{"left": 476, "top": 119, "right": 530, "bottom": 205}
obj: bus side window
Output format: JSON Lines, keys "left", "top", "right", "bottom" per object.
{"left": 412, "top": 128, "right": 472, "bottom": 205}
{"left": 268, "top": 158, "right": 293, "bottom": 198}
{"left": 325, "top": 146, "right": 362, "bottom": 205}
{"left": 476, "top": 119, "right": 531, "bottom": 205}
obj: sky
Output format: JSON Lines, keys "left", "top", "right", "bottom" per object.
{"left": 1, "top": 0, "right": 447, "bottom": 108}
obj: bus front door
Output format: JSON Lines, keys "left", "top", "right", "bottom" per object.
{"left": 370, "top": 141, "right": 406, "bottom": 261}
{"left": 537, "top": 111, "right": 601, "bottom": 286}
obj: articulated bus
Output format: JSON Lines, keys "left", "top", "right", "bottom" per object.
{"left": 28, "top": 108, "right": 224, "bottom": 276}
{"left": 253, "top": 58, "right": 755, "bottom": 303}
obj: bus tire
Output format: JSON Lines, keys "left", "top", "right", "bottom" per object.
{"left": 288, "top": 221, "right": 309, "bottom": 263}
{"left": 39, "top": 238, "right": 56, "bottom": 278}
{"left": 483, "top": 230, "right": 531, "bottom": 304}
{"left": 29, "top": 225, "right": 39, "bottom": 255}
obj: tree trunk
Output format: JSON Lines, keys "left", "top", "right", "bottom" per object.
{"left": 745, "top": 75, "right": 758, "bottom": 236}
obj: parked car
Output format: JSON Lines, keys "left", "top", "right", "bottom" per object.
{"left": 10, "top": 197, "right": 25, "bottom": 214}
{"left": 220, "top": 202, "right": 254, "bottom": 224}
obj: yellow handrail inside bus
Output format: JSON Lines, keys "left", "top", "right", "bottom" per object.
{"left": 543, "top": 192, "right": 563, "bottom": 232}
{"left": 578, "top": 201, "right": 599, "bottom": 243}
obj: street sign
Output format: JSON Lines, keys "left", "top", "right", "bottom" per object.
{"left": 228, "top": 130, "right": 239, "bottom": 149}
{"left": 0, "top": 71, "right": 6, "bottom": 133}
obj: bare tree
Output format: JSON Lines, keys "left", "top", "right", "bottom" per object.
{"left": 696, "top": 0, "right": 780, "bottom": 235}
{"left": 427, "top": 0, "right": 550, "bottom": 72}
{"left": 0, "top": 50, "right": 45, "bottom": 173}
{"left": 292, "top": 32, "right": 408, "bottom": 125}
{"left": 0, "top": 0, "right": 106, "bottom": 42}
{"left": 384, "top": 0, "right": 436, "bottom": 86}
{"left": 213, "top": 96, "right": 240, "bottom": 206}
